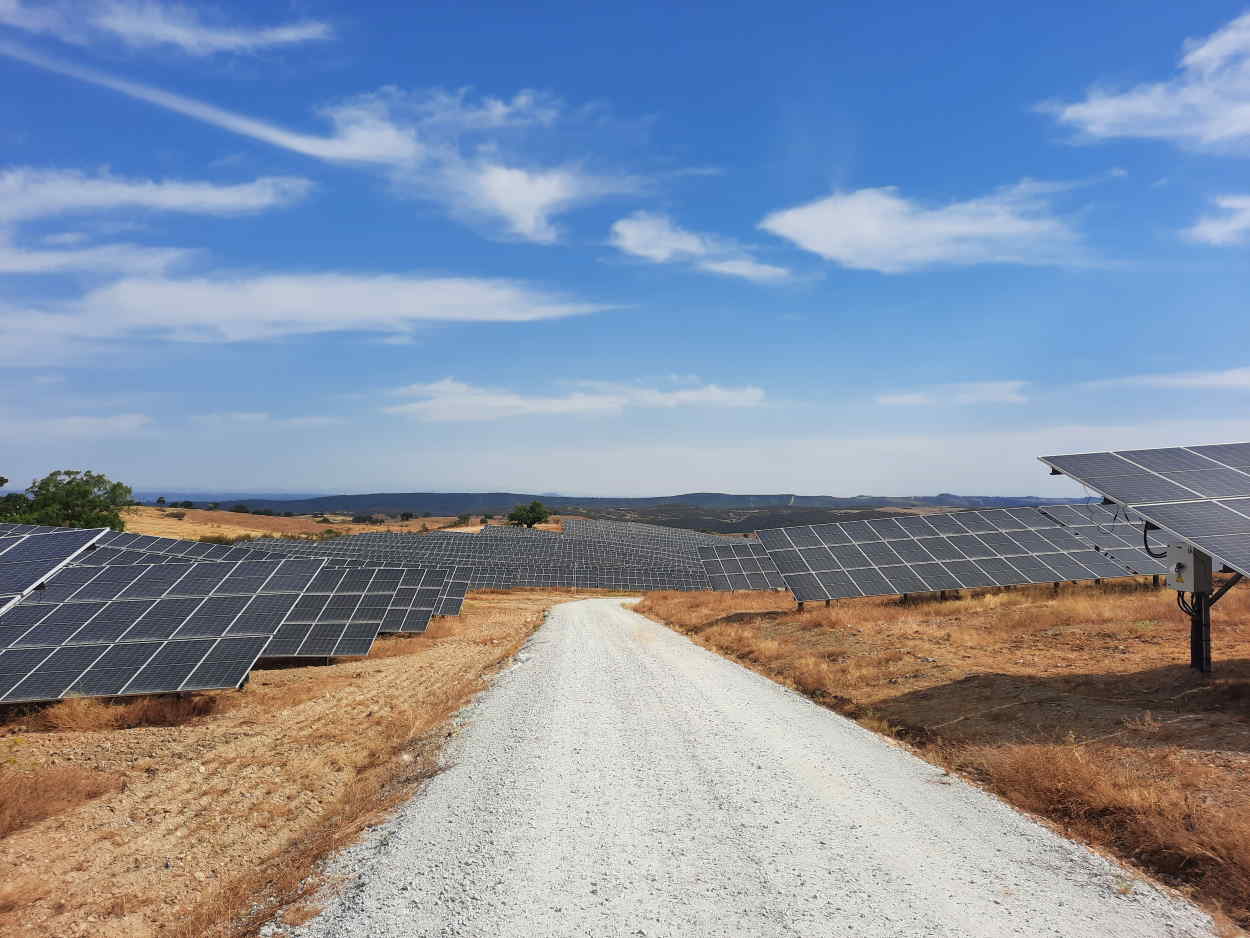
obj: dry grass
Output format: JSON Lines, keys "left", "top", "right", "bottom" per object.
{"left": 0, "top": 763, "right": 124, "bottom": 839}
{"left": 637, "top": 579, "right": 1250, "bottom": 925}
{"left": 0, "top": 590, "right": 609, "bottom": 938}
{"left": 122, "top": 506, "right": 466, "bottom": 540}
{"left": 36, "top": 694, "right": 225, "bottom": 731}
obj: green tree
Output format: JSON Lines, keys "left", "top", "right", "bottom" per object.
{"left": 155, "top": 496, "right": 166, "bottom": 506}
{"left": 230, "top": 504, "right": 251, "bottom": 513}
{"left": 400, "top": 512, "right": 413, "bottom": 521}
{"left": 3, "top": 470, "right": 133, "bottom": 530}
{"left": 507, "top": 500, "right": 551, "bottom": 528}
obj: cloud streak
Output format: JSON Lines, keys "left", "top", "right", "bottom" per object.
{"left": 1, "top": 272, "right": 605, "bottom": 354}
{"left": 874, "top": 381, "right": 1029, "bottom": 406}
{"left": 759, "top": 180, "right": 1083, "bottom": 273}
{"left": 610, "top": 211, "right": 791, "bottom": 282}
{"left": 1042, "top": 10, "right": 1250, "bottom": 151}
{"left": 1084, "top": 366, "right": 1250, "bottom": 390}
{"left": 0, "top": 167, "right": 312, "bottom": 223}
{"left": 1183, "top": 194, "right": 1250, "bottom": 245}
{"left": 0, "top": 43, "right": 638, "bottom": 242}
{"left": 0, "top": 1, "right": 332, "bottom": 55}
{"left": 385, "top": 378, "right": 765, "bottom": 421}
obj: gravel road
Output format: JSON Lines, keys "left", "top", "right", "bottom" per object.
{"left": 290, "top": 597, "right": 1214, "bottom": 938}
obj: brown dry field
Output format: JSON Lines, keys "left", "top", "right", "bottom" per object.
{"left": 121, "top": 506, "right": 473, "bottom": 539}
{"left": 0, "top": 589, "right": 618, "bottom": 938}
{"left": 637, "top": 582, "right": 1250, "bottom": 929}
{"left": 123, "top": 506, "right": 571, "bottom": 540}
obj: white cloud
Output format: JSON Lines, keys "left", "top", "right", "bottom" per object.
{"left": 190, "top": 411, "right": 344, "bottom": 429}
{"left": 0, "top": 167, "right": 312, "bottom": 223}
{"left": 0, "top": 1, "right": 332, "bottom": 55}
{"left": 385, "top": 378, "right": 765, "bottom": 421}
{"left": 610, "top": 211, "right": 791, "bottom": 282}
{"left": 0, "top": 411, "right": 151, "bottom": 439}
{"left": 0, "top": 167, "right": 305, "bottom": 274}
{"left": 446, "top": 163, "right": 638, "bottom": 244}
{"left": 759, "top": 180, "right": 1082, "bottom": 273}
{"left": 1, "top": 272, "right": 604, "bottom": 350}
{"left": 1084, "top": 366, "right": 1250, "bottom": 390}
{"left": 874, "top": 381, "right": 1029, "bottom": 406}
{"left": 0, "top": 231, "right": 189, "bottom": 274}
{"left": 0, "top": 42, "right": 424, "bottom": 164}
{"left": 0, "top": 43, "right": 637, "bottom": 241}
{"left": 1183, "top": 194, "right": 1250, "bottom": 244}
{"left": 1042, "top": 11, "right": 1250, "bottom": 150}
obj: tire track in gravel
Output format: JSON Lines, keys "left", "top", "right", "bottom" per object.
{"left": 290, "top": 598, "right": 1216, "bottom": 938}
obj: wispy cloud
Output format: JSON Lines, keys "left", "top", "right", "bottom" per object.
{"left": 0, "top": 43, "right": 639, "bottom": 242}
{"left": 190, "top": 411, "right": 344, "bottom": 429}
{"left": 1084, "top": 366, "right": 1250, "bottom": 390}
{"left": 385, "top": 378, "right": 765, "bottom": 421}
{"left": 0, "top": 1, "right": 332, "bottom": 55}
{"left": 874, "top": 381, "right": 1029, "bottom": 406}
{"left": 759, "top": 180, "right": 1084, "bottom": 273}
{"left": 1183, "top": 194, "right": 1250, "bottom": 245}
{"left": 0, "top": 42, "right": 424, "bottom": 164}
{"left": 0, "top": 232, "right": 190, "bottom": 274}
{"left": 0, "top": 167, "right": 312, "bottom": 223}
{"left": 609, "top": 211, "right": 791, "bottom": 282}
{"left": 1, "top": 272, "right": 604, "bottom": 355}
{"left": 0, "top": 167, "right": 307, "bottom": 274}
{"left": 1041, "top": 10, "right": 1250, "bottom": 151}
{"left": 0, "top": 410, "right": 151, "bottom": 439}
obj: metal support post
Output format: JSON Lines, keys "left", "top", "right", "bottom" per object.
{"left": 1190, "top": 591, "right": 1212, "bottom": 673}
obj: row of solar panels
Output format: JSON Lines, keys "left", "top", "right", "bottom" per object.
{"left": 697, "top": 503, "right": 1170, "bottom": 602}
{"left": 244, "top": 526, "right": 713, "bottom": 591}
{"left": 0, "top": 524, "right": 474, "bottom": 705}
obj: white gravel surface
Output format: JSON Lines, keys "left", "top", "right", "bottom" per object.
{"left": 289, "top": 597, "right": 1214, "bottom": 938}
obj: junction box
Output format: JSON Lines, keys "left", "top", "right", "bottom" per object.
{"left": 1167, "top": 543, "right": 1212, "bottom": 592}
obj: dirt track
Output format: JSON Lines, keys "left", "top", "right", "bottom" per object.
{"left": 294, "top": 598, "right": 1214, "bottom": 938}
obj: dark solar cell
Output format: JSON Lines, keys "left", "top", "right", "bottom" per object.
{"left": 877, "top": 565, "right": 931, "bottom": 594}
{"left": 1092, "top": 473, "right": 1204, "bottom": 505}
{"left": 847, "top": 568, "right": 895, "bottom": 596}
{"left": 828, "top": 544, "right": 871, "bottom": 569}
{"left": 923, "top": 514, "right": 968, "bottom": 535}
{"left": 943, "top": 560, "right": 996, "bottom": 589}
{"left": 1119, "top": 447, "right": 1216, "bottom": 472}
{"left": 1157, "top": 468, "right": 1250, "bottom": 498}
{"left": 911, "top": 563, "right": 962, "bottom": 591}
{"left": 840, "top": 521, "right": 880, "bottom": 543}
{"left": 859, "top": 541, "right": 903, "bottom": 566}
{"left": 810, "top": 524, "right": 853, "bottom": 545}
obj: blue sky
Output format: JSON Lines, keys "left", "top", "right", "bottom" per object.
{"left": 2, "top": 1, "right": 1249, "bottom": 498}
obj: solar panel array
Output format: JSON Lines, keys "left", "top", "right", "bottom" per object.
{"left": 756, "top": 505, "right": 1164, "bottom": 603}
{"left": 698, "top": 541, "right": 786, "bottom": 591}
{"left": 1041, "top": 443, "right": 1250, "bottom": 579}
{"left": 246, "top": 523, "right": 712, "bottom": 591}
{"left": 0, "top": 526, "right": 107, "bottom": 612}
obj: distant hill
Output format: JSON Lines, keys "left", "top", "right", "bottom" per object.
{"left": 182, "top": 487, "right": 1085, "bottom": 532}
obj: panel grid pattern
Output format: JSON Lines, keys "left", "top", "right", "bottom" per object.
{"left": 757, "top": 506, "right": 1156, "bottom": 603}
{"left": 697, "top": 541, "right": 786, "bottom": 591}
{"left": 1041, "top": 442, "right": 1250, "bottom": 578}
{"left": 0, "top": 527, "right": 108, "bottom": 612}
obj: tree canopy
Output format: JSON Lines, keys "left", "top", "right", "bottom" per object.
{"left": 507, "top": 500, "right": 551, "bottom": 528}
{"left": 0, "top": 470, "right": 132, "bottom": 530}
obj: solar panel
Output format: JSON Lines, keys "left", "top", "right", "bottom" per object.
{"left": 756, "top": 506, "right": 1153, "bottom": 602}
{"left": 0, "top": 556, "right": 410, "bottom": 701}
{"left": 0, "top": 527, "right": 108, "bottom": 612}
{"left": 697, "top": 541, "right": 786, "bottom": 591}
{"left": 1040, "top": 443, "right": 1250, "bottom": 579}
